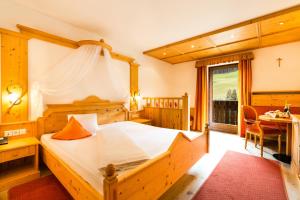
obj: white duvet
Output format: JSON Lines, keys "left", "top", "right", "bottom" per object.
{"left": 41, "top": 121, "right": 199, "bottom": 193}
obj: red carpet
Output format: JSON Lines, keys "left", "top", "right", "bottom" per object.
{"left": 9, "top": 175, "right": 73, "bottom": 200}
{"left": 193, "top": 151, "right": 288, "bottom": 200}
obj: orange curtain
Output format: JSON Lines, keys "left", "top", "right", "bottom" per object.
{"left": 193, "top": 66, "right": 208, "bottom": 131}
{"left": 238, "top": 59, "right": 252, "bottom": 136}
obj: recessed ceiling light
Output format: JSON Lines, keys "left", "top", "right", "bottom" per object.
{"left": 279, "top": 22, "right": 284, "bottom": 25}
{"left": 191, "top": 44, "right": 195, "bottom": 48}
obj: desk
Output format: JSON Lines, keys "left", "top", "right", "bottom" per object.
{"left": 259, "top": 115, "right": 292, "bottom": 163}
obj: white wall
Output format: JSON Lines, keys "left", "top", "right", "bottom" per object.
{"left": 170, "top": 61, "right": 197, "bottom": 106}
{"left": 171, "top": 41, "right": 300, "bottom": 107}
{"left": 0, "top": 1, "right": 173, "bottom": 117}
{"left": 138, "top": 57, "right": 173, "bottom": 97}
{"left": 252, "top": 41, "right": 300, "bottom": 91}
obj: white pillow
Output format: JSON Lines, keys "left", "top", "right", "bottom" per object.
{"left": 67, "top": 113, "right": 98, "bottom": 135}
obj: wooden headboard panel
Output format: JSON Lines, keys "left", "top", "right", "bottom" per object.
{"left": 37, "top": 96, "right": 128, "bottom": 137}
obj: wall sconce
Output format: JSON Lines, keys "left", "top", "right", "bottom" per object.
{"left": 131, "top": 90, "right": 141, "bottom": 103}
{"left": 6, "top": 83, "right": 23, "bottom": 112}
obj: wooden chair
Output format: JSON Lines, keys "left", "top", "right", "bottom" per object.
{"left": 242, "top": 105, "right": 282, "bottom": 157}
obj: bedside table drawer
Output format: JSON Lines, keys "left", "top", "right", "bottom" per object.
{"left": 0, "top": 145, "right": 36, "bottom": 163}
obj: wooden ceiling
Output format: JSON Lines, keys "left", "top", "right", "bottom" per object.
{"left": 143, "top": 5, "right": 300, "bottom": 64}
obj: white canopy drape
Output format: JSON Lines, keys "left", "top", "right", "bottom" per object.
{"left": 30, "top": 44, "right": 130, "bottom": 120}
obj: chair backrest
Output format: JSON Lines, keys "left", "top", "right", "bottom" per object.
{"left": 242, "top": 105, "right": 258, "bottom": 124}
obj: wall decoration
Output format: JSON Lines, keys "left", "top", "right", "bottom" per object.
{"left": 277, "top": 57, "right": 282, "bottom": 67}
{"left": 174, "top": 99, "right": 179, "bottom": 109}
{"left": 164, "top": 99, "right": 169, "bottom": 108}
{"left": 155, "top": 99, "right": 159, "bottom": 107}
{"left": 169, "top": 100, "right": 173, "bottom": 108}
{"left": 160, "top": 99, "right": 164, "bottom": 108}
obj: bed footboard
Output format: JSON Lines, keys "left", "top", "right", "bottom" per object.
{"left": 103, "top": 124, "right": 209, "bottom": 200}
{"left": 42, "top": 145, "right": 102, "bottom": 200}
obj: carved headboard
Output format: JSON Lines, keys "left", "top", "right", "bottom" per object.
{"left": 37, "top": 96, "right": 128, "bottom": 138}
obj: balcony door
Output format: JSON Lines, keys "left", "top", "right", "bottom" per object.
{"left": 209, "top": 64, "right": 238, "bottom": 134}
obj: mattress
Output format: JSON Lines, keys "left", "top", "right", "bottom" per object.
{"left": 41, "top": 121, "right": 199, "bottom": 194}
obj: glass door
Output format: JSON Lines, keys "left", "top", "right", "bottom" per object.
{"left": 209, "top": 64, "right": 238, "bottom": 134}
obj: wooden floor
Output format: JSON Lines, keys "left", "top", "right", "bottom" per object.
{"left": 1, "top": 131, "right": 300, "bottom": 200}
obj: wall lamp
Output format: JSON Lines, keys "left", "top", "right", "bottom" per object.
{"left": 6, "top": 83, "right": 23, "bottom": 113}
{"left": 131, "top": 90, "right": 141, "bottom": 103}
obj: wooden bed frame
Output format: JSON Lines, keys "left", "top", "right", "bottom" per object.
{"left": 37, "top": 96, "right": 209, "bottom": 200}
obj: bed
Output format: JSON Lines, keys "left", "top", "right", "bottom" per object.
{"left": 37, "top": 96, "right": 209, "bottom": 200}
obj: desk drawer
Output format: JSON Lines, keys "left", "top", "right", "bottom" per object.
{"left": 0, "top": 146, "right": 36, "bottom": 163}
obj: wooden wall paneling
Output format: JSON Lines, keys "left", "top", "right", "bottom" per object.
{"left": 162, "top": 54, "right": 194, "bottom": 64}
{"left": 78, "top": 40, "right": 112, "bottom": 51}
{"left": 1, "top": 33, "right": 29, "bottom": 123}
{"left": 171, "top": 37, "right": 215, "bottom": 54}
{"left": 0, "top": 121, "right": 37, "bottom": 139}
{"left": 17, "top": 24, "right": 79, "bottom": 49}
{"left": 171, "top": 109, "right": 182, "bottom": 129}
{"left": 16, "top": 25, "right": 140, "bottom": 114}
{"left": 188, "top": 48, "right": 221, "bottom": 60}
{"left": 0, "top": 28, "right": 29, "bottom": 40}
{"left": 142, "top": 107, "right": 151, "bottom": 120}
{"left": 146, "top": 47, "right": 179, "bottom": 60}
{"left": 160, "top": 108, "right": 168, "bottom": 128}
{"left": 260, "top": 9, "right": 300, "bottom": 35}
{"left": 143, "top": 107, "right": 161, "bottom": 127}
{"left": 111, "top": 52, "right": 135, "bottom": 64}
{"left": 144, "top": 5, "right": 300, "bottom": 64}
{"left": 251, "top": 91, "right": 300, "bottom": 107}
{"left": 161, "top": 108, "right": 181, "bottom": 129}
{"left": 142, "top": 95, "right": 189, "bottom": 130}
{"left": 209, "top": 23, "right": 258, "bottom": 46}
{"left": 153, "top": 108, "right": 161, "bottom": 127}
{"left": 17, "top": 24, "right": 137, "bottom": 64}
{"left": 182, "top": 93, "right": 190, "bottom": 130}
{"left": 260, "top": 27, "right": 300, "bottom": 48}
{"left": 130, "top": 63, "right": 139, "bottom": 111}
{"left": 218, "top": 38, "right": 260, "bottom": 54}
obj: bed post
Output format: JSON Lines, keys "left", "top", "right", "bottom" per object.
{"left": 36, "top": 117, "right": 45, "bottom": 139}
{"left": 204, "top": 123, "right": 210, "bottom": 153}
{"left": 182, "top": 93, "right": 190, "bottom": 131}
{"left": 103, "top": 164, "right": 118, "bottom": 200}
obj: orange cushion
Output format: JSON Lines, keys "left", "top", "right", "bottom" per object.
{"left": 52, "top": 117, "right": 92, "bottom": 140}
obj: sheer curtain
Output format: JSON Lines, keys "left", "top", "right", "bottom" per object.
{"left": 30, "top": 45, "right": 129, "bottom": 120}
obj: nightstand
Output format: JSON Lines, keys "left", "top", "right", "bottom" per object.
{"left": 130, "top": 118, "right": 152, "bottom": 125}
{"left": 0, "top": 137, "right": 40, "bottom": 191}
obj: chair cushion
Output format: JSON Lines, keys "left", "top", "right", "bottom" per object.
{"left": 246, "top": 125, "right": 260, "bottom": 134}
